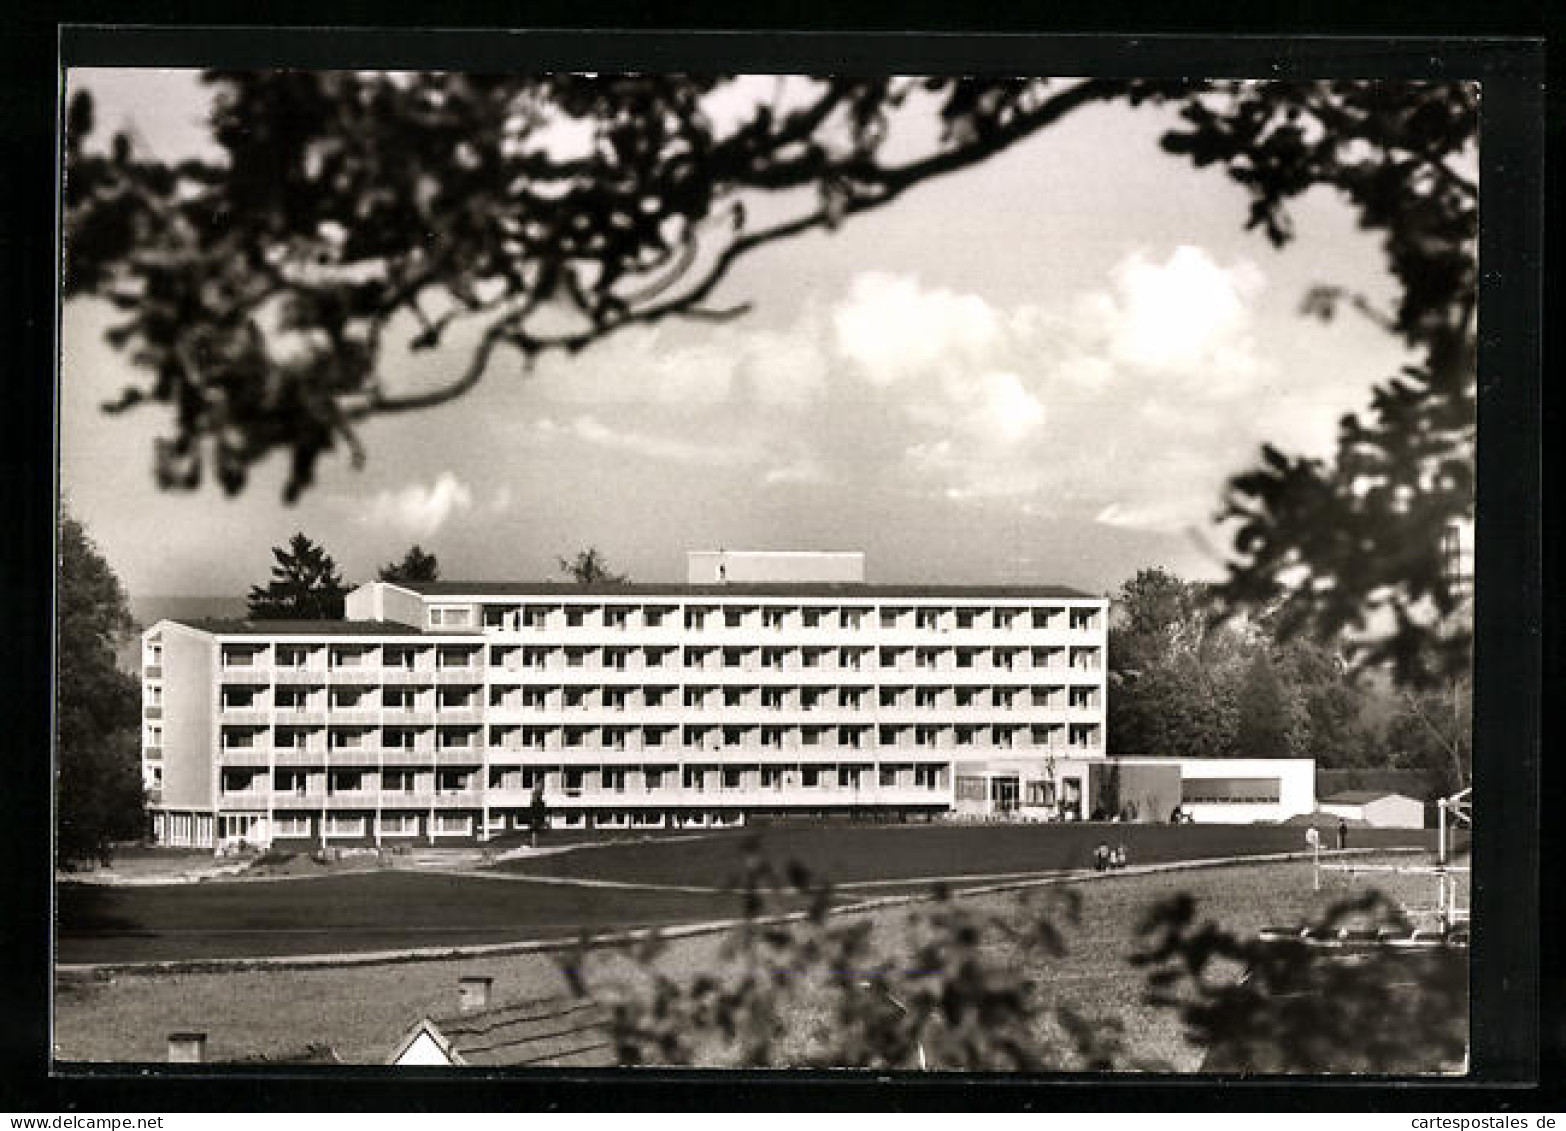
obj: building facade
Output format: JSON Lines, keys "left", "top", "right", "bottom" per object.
{"left": 143, "top": 552, "right": 1109, "bottom": 849}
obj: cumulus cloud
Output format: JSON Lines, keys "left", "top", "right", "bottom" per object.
{"left": 834, "top": 271, "right": 1003, "bottom": 386}
{"left": 1079, "top": 245, "right": 1267, "bottom": 386}
{"left": 366, "top": 472, "right": 474, "bottom": 538}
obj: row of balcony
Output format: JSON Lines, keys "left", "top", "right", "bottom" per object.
{"left": 215, "top": 739, "right": 1102, "bottom": 767}
{"left": 217, "top": 783, "right": 952, "bottom": 811}
{"left": 222, "top": 703, "right": 1102, "bottom": 727}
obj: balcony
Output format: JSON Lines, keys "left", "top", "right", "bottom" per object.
{"left": 433, "top": 666, "right": 484, "bottom": 684}
{"left": 219, "top": 747, "right": 273, "bottom": 767}
{"left": 378, "top": 668, "right": 435, "bottom": 685}
{"left": 327, "top": 708, "right": 381, "bottom": 726}
{"left": 143, "top": 705, "right": 163, "bottom": 719}
{"left": 219, "top": 707, "right": 270, "bottom": 725}
{"left": 327, "top": 666, "right": 383, "bottom": 684}
{"left": 432, "top": 748, "right": 484, "bottom": 766}
{"left": 273, "top": 667, "right": 328, "bottom": 684}
{"left": 324, "top": 747, "right": 385, "bottom": 766}
{"left": 144, "top": 664, "right": 162, "bottom": 679}
{"left": 220, "top": 665, "right": 272, "bottom": 684}
{"left": 433, "top": 706, "right": 484, "bottom": 725}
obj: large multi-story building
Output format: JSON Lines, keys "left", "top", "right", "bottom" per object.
{"left": 141, "top": 551, "right": 1110, "bottom": 849}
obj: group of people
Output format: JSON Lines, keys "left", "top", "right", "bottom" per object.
{"left": 1092, "top": 842, "right": 1129, "bottom": 872}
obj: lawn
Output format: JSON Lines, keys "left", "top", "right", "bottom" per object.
{"left": 53, "top": 854, "right": 1463, "bottom": 1068}
{"left": 56, "top": 872, "right": 784, "bottom": 965}
{"left": 495, "top": 821, "right": 1436, "bottom": 887}
{"left": 57, "top": 823, "right": 1438, "bottom": 965}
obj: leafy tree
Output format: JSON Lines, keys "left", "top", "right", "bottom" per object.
{"left": 1234, "top": 652, "right": 1294, "bottom": 759}
{"left": 64, "top": 75, "right": 1476, "bottom": 684}
{"left": 377, "top": 544, "right": 440, "bottom": 584}
{"left": 246, "top": 532, "right": 348, "bottom": 619}
{"left": 57, "top": 511, "right": 145, "bottom": 867}
{"left": 1384, "top": 677, "right": 1472, "bottom": 797}
{"left": 526, "top": 782, "right": 549, "bottom": 848}
{"left": 558, "top": 547, "right": 628, "bottom": 585}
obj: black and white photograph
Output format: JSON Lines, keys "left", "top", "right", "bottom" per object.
{"left": 48, "top": 44, "right": 1522, "bottom": 1082}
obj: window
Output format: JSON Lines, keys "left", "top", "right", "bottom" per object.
{"left": 222, "top": 647, "right": 257, "bottom": 668}
{"left": 223, "top": 729, "right": 255, "bottom": 748}
{"left": 956, "top": 727, "right": 974, "bottom": 747}
{"left": 563, "top": 769, "right": 584, "bottom": 793}
{"left": 644, "top": 768, "right": 665, "bottom": 791}
{"left": 763, "top": 608, "right": 786, "bottom": 630}
{"left": 802, "top": 648, "right": 822, "bottom": 669}
{"left": 724, "top": 687, "right": 746, "bottom": 708}
{"left": 382, "top": 770, "right": 416, "bottom": 792}
{"left": 605, "top": 689, "right": 628, "bottom": 711}
{"left": 722, "top": 768, "right": 743, "bottom": 790}
{"left": 384, "top": 728, "right": 415, "bottom": 749}
{"left": 273, "top": 814, "right": 312, "bottom": 837}
{"left": 993, "top": 649, "right": 1016, "bottom": 670}
{"left": 995, "top": 689, "right": 1015, "bottom": 709}
{"left": 438, "top": 648, "right": 476, "bottom": 669}
{"left": 523, "top": 607, "right": 549, "bottom": 629}
{"left": 956, "top": 610, "right": 977, "bottom": 629}
{"left": 566, "top": 648, "right": 588, "bottom": 669}
{"left": 723, "top": 726, "right": 744, "bottom": 747}
{"left": 438, "top": 770, "right": 472, "bottom": 793}
{"left": 801, "top": 767, "right": 820, "bottom": 788}
{"left": 955, "top": 688, "right": 977, "bottom": 708}
{"left": 762, "top": 688, "right": 785, "bottom": 710}
{"left": 802, "top": 608, "right": 822, "bottom": 628}
{"left": 324, "top": 815, "right": 367, "bottom": 837}
{"left": 644, "top": 608, "right": 665, "bottom": 628}
{"left": 761, "top": 727, "right": 783, "bottom": 748}
{"left": 839, "top": 727, "right": 862, "bottom": 748}
{"left": 380, "top": 813, "right": 419, "bottom": 836}
{"left": 994, "top": 726, "right": 1015, "bottom": 749}
{"left": 915, "top": 765, "right": 942, "bottom": 789}
{"left": 645, "top": 646, "right": 671, "bottom": 668}
{"left": 645, "top": 728, "right": 667, "bottom": 748}
{"left": 837, "top": 765, "right": 862, "bottom": 789}
{"left": 879, "top": 766, "right": 899, "bottom": 788}
{"left": 604, "top": 607, "right": 628, "bottom": 630}
{"left": 684, "top": 687, "right": 707, "bottom": 709}
{"left": 880, "top": 609, "right": 900, "bottom": 629}
{"left": 523, "top": 648, "right": 549, "bottom": 669}
{"left": 604, "top": 768, "right": 626, "bottom": 793}
{"left": 955, "top": 775, "right": 986, "bottom": 801}
{"left": 842, "top": 610, "right": 863, "bottom": 630}
{"left": 433, "top": 814, "right": 472, "bottom": 836}
{"left": 840, "top": 688, "right": 863, "bottom": 709}
{"left": 430, "top": 606, "right": 473, "bottom": 628}
{"left": 761, "top": 767, "right": 783, "bottom": 789}
{"left": 800, "top": 689, "right": 822, "bottom": 711}
{"left": 801, "top": 727, "right": 823, "bottom": 747}
{"left": 916, "top": 609, "right": 940, "bottom": 630}
{"left": 763, "top": 648, "right": 786, "bottom": 671}
{"left": 522, "top": 727, "right": 547, "bottom": 749}
{"left": 145, "top": 723, "right": 163, "bottom": 747}
{"left": 566, "top": 608, "right": 586, "bottom": 628}
{"left": 685, "top": 608, "right": 707, "bottom": 630}
{"left": 725, "top": 609, "right": 745, "bottom": 629}
{"left": 1070, "top": 608, "right": 1098, "bottom": 631}
{"left": 277, "top": 646, "right": 309, "bottom": 668}
{"left": 383, "top": 688, "right": 415, "bottom": 710}
{"left": 1181, "top": 777, "right": 1282, "bottom": 804}
{"left": 915, "top": 726, "right": 937, "bottom": 748}
{"left": 1069, "top": 686, "right": 1098, "bottom": 709}
{"left": 956, "top": 650, "right": 975, "bottom": 670}
{"left": 724, "top": 648, "right": 744, "bottom": 669}
{"left": 564, "top": 688, "right": 587, "bottom": 709}
{"left": 840, "top": 647, "right": 863, "bottom": 670}
{"left": 916, "top": 649, "right": 937, "bottom": 670}
{"left": 879, "top": 688, "right": 899, "bottom": 709}
{"left": 522, "top": 688, "right": 549, "bottom": 709}
{"left": 604, "top": 727, "right": 627, "bottom": 751}
{"left": 644, "top": 687, "right": 668, "bottom": 708}
{"left": 915, "top": 688, "right": 938, "bottom": 709}
{"left": 994, "top": 609, "right": 1016, "bottom": 629}
{"left": 439, "top": 728, "right": 472, "bottom": 749}
{"left": 682, "top": 767, "right": 705, "bottom": 792}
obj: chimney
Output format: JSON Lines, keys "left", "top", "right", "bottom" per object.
{"left": 166, "top": 1031, "right": 207, "bottom": 1064}
{"left": 458, "top": 975, "right": 494, "bottom": 1013}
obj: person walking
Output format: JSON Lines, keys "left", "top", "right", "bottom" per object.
{"left": 1337, "top": 817, "right": 1348, "bottom": 851}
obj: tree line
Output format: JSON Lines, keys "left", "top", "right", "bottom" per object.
{"left": 1109, "top": 567, "right": 1470, "bottom": 797}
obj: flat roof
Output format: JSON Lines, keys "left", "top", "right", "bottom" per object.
{"left": 169, "top": 618, "right": 427, "bottom": 637}
{"left": 395, "top": 581, "right": 1098, "bottom": 600}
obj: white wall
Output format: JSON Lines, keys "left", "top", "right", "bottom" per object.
{"left": 686, "top": 550, "right": 866, "bottom": 584}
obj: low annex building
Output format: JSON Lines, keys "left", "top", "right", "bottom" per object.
{"left": 142, "top": 551, "right": 1111, "bottom": 849}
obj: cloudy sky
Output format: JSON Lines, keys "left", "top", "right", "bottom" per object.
{"left": 60, "top": 70, "right": 1413, "bottom": 600}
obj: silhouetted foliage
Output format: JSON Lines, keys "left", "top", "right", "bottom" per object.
{"left": 64, "top": 75, "right": 1475, "bottom": 684}
{"left": 246, "top": 532, "right": 349, "bottom": 619}
{"left": 1384, "top": 677, "right": 1472, "bottom": 796}
{"left": 558, "top": 547, "right": 628, "bottom": 585}
{"left": 1134, "top": 889, "right": 1467, "bottom": 1073}
{"left": 378, "top": 544, "right": 440, "bottom": 584}
{"left": 564, "top": 846, "right": 1466, "bottom": 1072}
{"left": 57, "top": 511, "right": 144, "bottom": 867}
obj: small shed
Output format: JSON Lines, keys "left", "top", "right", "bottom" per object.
{"left": 389, "top": 990, "right": 616, "bottom": 1068}
{"left": 1318, "top": 790, "right": 1425, "bottom": 829}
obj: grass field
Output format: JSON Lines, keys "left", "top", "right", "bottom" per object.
{"left": 57, "top": 823, "right": 1438, "bottom": 964}
{"left": 492, "top": 821, "right": 1435, "bottom": 886}
{"left": 52, "top": 854, "right": 1461, "bottom": 1067}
